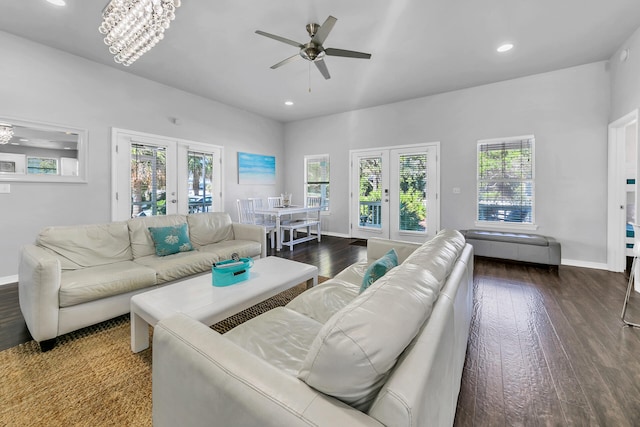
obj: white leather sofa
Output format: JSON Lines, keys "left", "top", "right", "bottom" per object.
{"left": 18, "top": 212, "right": 266, "bottom": 351}
{"left": 152, "top": 229, "right": 473, "bottom": 427}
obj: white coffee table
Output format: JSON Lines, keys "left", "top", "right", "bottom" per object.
{"left": 130, "top": 256, "right": 318, "bottom": 352}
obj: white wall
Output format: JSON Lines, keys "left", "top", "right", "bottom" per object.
{"left": 0, "top": 31, "right": 284, "bottom": 279}
{"left": 284, "top": 62, "right": 610, "bottom": 264}
{"left": 609, "top": 26, "right": 640, "bottom": 121}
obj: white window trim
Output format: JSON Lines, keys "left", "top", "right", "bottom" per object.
{"left": 476, "top": 134, "right": 537, "bottom": 230}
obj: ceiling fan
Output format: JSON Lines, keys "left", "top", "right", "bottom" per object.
{"left": 255, "top": 15, "right": 371, "bottom": 80}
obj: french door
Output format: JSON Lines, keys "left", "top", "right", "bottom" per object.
{"left": 350, "top": 143, "right": 439, "bottom": 243}
{"left": 111, "top": 128, "right": 222, "bottom": 221}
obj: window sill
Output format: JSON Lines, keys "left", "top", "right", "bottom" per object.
{"left": 473, "top": 221, "right": 539, "bottom": 232}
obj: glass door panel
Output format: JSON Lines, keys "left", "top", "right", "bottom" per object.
{"left": 131, "top": 143, "right": 168, "bottom": 217}
{"left": 389, "top": 145, "right": 438, "bottom": 241}
{"left": 351, "top": 151, "right": 389, "bottom": 239}
{"left": 187, "top": 151, "right": 214, "bottom": 213}
{"left": 397, "top": 153, "right": 427, "bottom": 232}
{"left": 359, "top": 156, "right": 383, "bottom": 229}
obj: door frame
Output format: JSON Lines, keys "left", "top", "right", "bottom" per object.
{"left": 349, "top": 142, "right": 440, "bottom": 242}
{"left": 607, "top": 109, "right": 638, "bottom": 272}
{"left": 111, "top": 128, "right": 224, "bottom": 221}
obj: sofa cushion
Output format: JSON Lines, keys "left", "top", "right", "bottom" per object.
{"left": 286, "top": 279, "right": 360, "bottom": 324}
{"left": 402, "top": 229, "right": 465, "bottom": 290}
{"left": 187, "top": 212, "right": 235, "bottom": 247}
{"left": 360, "top": 249, "right": 398, "bottom": 293}
{"left": 148, "top": 223, "right": 194, "bottom": 256}
{"left": 224, "top": 307, "right": 323, "bottom": 376}
{"left": 297, "top": 262, "right": 443, "bottom": 411}
{"left": 59, "top": 261, "right": 157, "bottom": 307}
{"left": 37, "top": 222, "right": 132, "bottom": 270}
{"left": 134, "top": 251, "right": 217, "bottom": 284}
{"left": 198, "top": 240, "right": 262, "bottom": 261}
{"left": 127, "top": 215, "right": 188, "bottom": 259}
{"left": 331, "top": 260, "right": 369, "bottom": 287}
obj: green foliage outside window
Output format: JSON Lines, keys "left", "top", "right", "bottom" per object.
{"left": 359, "top": 155, "right": 427, "bottom": 231}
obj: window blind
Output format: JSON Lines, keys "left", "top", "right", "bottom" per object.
{"left": 477, "top": 137, "right": 534, "bottom": 224}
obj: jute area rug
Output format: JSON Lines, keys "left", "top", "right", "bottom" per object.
{"left": 0, "top": 279, "right": 325, "bottom": 427}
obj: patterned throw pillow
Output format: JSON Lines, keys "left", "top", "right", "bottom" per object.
{"left": 360, "top": 248, "right": 398, "bottom": 293}
{"left": 148, "top": 223, "right": 193, "bottom": 256}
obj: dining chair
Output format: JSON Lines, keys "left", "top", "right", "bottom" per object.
{"left": 267, "top": 196, "right": 282, "bottom": 208}
{"left": 236, "top": 199, "right": 276, "bottom": 249}
{"left": 267, "top": 196, "right": 292, "bottom": 224}
{"left": 622, "top": 222, "right": 640, "bottom": 328}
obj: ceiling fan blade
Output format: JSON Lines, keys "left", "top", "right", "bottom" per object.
{"left": 325, "top": 48, "right": 371, "bottom": 59}
{"left": 255, "top": 30, "right": 304, "bottom": 48}
{"left": 315, "top": 59, "right": 331, "bottom": 80}
{"left": 311, "top": 15, "right": 337, "bottom": 45}
{"left": 271, "top": 54, "right": 301, "bottom": 69}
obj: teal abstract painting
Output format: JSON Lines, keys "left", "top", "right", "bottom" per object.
{"left": 238, "top": 152, "right": 276, "bottom": 185}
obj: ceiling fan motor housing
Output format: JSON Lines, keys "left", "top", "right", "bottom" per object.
{"left": 300, "top": 42, "right": 325, "bottom": 61}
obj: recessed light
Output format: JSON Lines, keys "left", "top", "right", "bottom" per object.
{"left": 497, "top": 43, "right": 514, "bottom": 53}
{"left": 284, "top": 101, "right": 294, "bottom": 106}
{"left": 46, "top": 0, "right": 66, "bottom": 6}
{"left": 19, "top": 138, "right": 29, "bottom": 142}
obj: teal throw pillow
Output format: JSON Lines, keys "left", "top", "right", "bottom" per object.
{"left": 360, "top": 248, "right": 398, "bottom": 293}
{"left": 148, "top": 223, "right": 193, "bottom": 256}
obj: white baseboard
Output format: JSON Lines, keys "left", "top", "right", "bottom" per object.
{"left": 0, "top": 275, "right": 18, "bottom": 286}
{"left": 319, "top": 231, "right": 351, "bottom": 239}
{"left": 561, "top": 259, "right": 609, "bottom": 270}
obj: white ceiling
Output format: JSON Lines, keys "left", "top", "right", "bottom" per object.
{"left": 1, "top": 0, "right": 640, "bottom": 123}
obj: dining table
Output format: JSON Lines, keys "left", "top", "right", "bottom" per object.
{"left": 254, "top": 204, "right": 321, "bottom": 251}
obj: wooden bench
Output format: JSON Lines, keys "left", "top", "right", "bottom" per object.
{"left": 280, "top": 218, "right": 321, "bottom": 250}
{"left": 461, "top": 229, "right": 561, "bottom": 266}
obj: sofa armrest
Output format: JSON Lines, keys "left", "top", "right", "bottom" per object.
{"left": 232, "top": 222, "right": 267, "bottom": 258}
{"left": 367, "top": 238, "right": 421, "bottom": 264}
{"left": 153, "top": 313, "right": 381, "bottom": 427}
{"left": 18, "top": 244, "right": 62, "bottom": 343}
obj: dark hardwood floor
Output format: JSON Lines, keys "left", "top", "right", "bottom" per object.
{"left": 2, "top": 235, "right": 640, "bottom": 425}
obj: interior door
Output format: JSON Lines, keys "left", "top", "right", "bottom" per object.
{"left": 607, "top": 111, "right": 639, "bottom": 273}
{"left": 351, "top": 144, "right": 439, "bottom": 243}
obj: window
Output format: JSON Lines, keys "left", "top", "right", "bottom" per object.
{"left": 477, "top": 136, "right": 534, "bottom": 225}
{"left": 304, "top": 154, "right": 330, "bottom": 211}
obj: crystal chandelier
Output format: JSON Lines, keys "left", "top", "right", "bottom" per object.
{"left": 98, "top": 0, "right": 181, "bottom": 67}
{"left": 0, "top": 124, "right": 14, "bottom": 145}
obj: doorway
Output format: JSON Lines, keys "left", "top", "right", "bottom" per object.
{"left": 607, "top": 110, "right": 639, "bottom": 276}
{"left": 350, "top": 143, "right": 439, "bottom": 243}
{"left": 111, "top": 128, "right": 223, "bottom": 221}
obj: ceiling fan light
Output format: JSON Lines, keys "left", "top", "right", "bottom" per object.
{"left": 99, "top": 0, "right": 180, "bottom": 66}
{"left": 0, "top": 124, "right": 14, "bottom": 144}
{"left": 497, "top": 43, "right": 514, "bottom": 53}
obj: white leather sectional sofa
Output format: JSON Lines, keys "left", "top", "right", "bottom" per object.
{"left": 152, "top": 229, "right": 473, "bottom": 427}
{"left": 18, "top": 212, "right": 266, "bottom": 351}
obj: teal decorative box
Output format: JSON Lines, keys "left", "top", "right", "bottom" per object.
{"left": 212, "top": 258, "right": 253, "bottom": 287}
